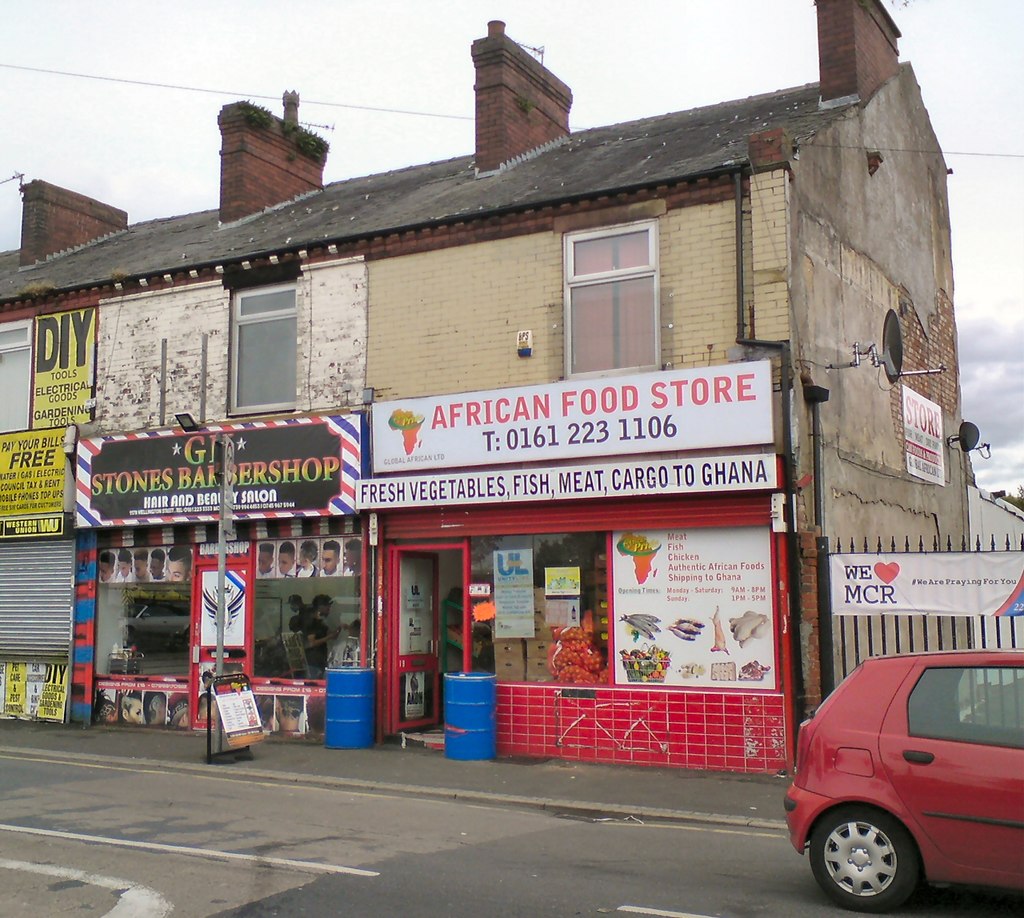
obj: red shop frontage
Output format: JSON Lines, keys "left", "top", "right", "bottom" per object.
{"left": 360, "top": 362, "right": 796, "bottom": 773}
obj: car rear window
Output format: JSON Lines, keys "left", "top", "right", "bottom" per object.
{"left": 908, "top": 665, "right": 1024, "bottom": 749}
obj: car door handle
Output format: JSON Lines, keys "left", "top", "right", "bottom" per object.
{"left": 903, "top": 749, "right": 934, "bottom": 764}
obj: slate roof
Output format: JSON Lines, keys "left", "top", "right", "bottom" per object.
{"left": 0, "top": 81, "right": 853, "bottom": 302}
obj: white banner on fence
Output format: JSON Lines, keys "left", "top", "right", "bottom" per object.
{"left": 830, "top": 552, "right": 1024, "bottom": 616}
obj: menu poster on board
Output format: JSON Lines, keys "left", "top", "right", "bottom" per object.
{"left": 213, "top": 674, "right": 266, "bottom": 748}
{"left": 612, "top": 527, "right": 777, "bottom": 689}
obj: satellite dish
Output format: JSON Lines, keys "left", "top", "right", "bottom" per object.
{"left": 880, "top": 309, "right": 903, "bottom": 382}
{"left": 956, "top": 421, "right": 980, "bottom": 452}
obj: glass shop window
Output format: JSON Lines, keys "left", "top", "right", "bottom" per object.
{"left": 469, "top": 532, "right": 609, "bottom": 685}
{"left": 252, "top": 536, "right": 363, "bottom": 680}
{"left": 95, "top": 545, "right": 193, "bottom": 677}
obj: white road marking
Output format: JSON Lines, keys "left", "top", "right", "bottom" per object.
{"left": 618, "top": 907, "right": 715, "bottom": 918}
{"left": 0, "top": 822, "right": 379, "bottom": 877}
{"left": 0, "top": 856, "right": 172, "bottom": 917}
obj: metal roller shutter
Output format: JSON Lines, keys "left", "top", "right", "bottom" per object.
{"left": 0, "top": 540, "right": 75, "bottom": 658}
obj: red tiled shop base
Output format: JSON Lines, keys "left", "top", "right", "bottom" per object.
{"left": 495, "top": 683, "right": 786, "bottom": 773}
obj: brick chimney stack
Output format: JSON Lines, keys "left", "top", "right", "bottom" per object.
{"left": 471, "top": 20, "right": 572, "bottom": 173}
{"left": 19, "top": 180, "right": 127, "bottom": 267}
{"left": 218, "top": 93, "right": 326, "bottom": 224}
{"left": 817, "top": 0, "right": 901, "bottom": 104}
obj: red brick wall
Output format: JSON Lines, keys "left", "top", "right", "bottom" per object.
{"left": 218, "top": 105, "right": 325, "bottom": 223}
{"left": 20, "top": 180, "right": 127, "bottom": 267}
{"left": 817, "top": 0, "right": 900, "bottom": 103}
{"left": 471, "top": 21, "right": 572, "bottom": 172}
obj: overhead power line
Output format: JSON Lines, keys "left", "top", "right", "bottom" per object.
{"left": 0, "top": 62, "right": 473, "bottom": 121}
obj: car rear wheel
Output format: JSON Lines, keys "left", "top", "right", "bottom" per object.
{"left": 809, "top": 807, "right": 919, "bottom": 913}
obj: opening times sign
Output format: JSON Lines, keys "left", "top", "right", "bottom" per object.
{"left": 372, "top": 362, "right": 773, "bottom": 473}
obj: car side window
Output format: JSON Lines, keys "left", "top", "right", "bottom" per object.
{"left": 908, "top": 665, "right": 1024, "bottom": 749}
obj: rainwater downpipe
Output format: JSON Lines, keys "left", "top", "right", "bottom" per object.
{"left": 733, "top": 169, "right": 807, "bottom": 730}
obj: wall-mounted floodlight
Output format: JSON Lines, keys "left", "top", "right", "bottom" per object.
{"left": 175, "top": 412, "right": 200, "bottom": 432}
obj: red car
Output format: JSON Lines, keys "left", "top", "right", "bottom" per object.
{"left": 785, "top": 649, "right": 1024, "bottom": 912}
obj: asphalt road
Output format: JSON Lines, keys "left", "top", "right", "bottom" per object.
{"left": 0, "top": 749, "right": 1019, "bottom": 917}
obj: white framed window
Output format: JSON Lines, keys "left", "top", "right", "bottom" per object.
{"left": 0, "top": 320, "right": 31, "bottom": 432}
{"left": 564, "top": 221, "right": 659, "bottom": 377}
{"left": 231, "top": 285, "right": 297, "bottom": 414}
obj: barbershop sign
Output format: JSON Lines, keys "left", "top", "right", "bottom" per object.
{"left": 831, "top": 552, "right": 1024, "bottom": 616}
{"left": 372, "top": 362, "right": 772, "bottom": 473}
{"left": 76, "top": 415, "right": 360, "bottom": 527}
{"left": 358, "top": 452, "right": 776, "bottom": 510}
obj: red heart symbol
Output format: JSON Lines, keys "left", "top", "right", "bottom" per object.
{"left": 874, "top": 562, "right": 900, "bottom": 584}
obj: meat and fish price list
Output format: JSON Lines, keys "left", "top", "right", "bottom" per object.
{"left": 612, "top": 527, "right": 778, "bottom": 689}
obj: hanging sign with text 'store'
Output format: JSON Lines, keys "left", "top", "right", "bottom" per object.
{"left": 371, "top": 361, "right": 773, "bottom": 473}
{"left": 75, "top": 415, "right": 360, "bottom": 528}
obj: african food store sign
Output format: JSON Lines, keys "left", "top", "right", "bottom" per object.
{"left": 830, "top": 553, "right": 1024, "bottom": 616}
{"left": 371, "top": 361, "right": 773, "bottom": 472}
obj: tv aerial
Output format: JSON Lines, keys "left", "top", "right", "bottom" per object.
{"left": 827, "top": 309, "right": 945, "bottom": 380}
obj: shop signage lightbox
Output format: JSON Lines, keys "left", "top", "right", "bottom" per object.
{"left": 32, "top": 307, "right": 97, "bottom": 429}
{"left": 76, "top": 415, "right": 360, "bottom": 527}
{"left": 358, "top": 452, "right": 777, "bottom": 510}
{"left": 371, "top": 362, "right": 773, "bottom": 473}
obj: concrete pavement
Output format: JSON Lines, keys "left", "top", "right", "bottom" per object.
{"left": 0, "top": 720, "right": 789, "bottom": 830}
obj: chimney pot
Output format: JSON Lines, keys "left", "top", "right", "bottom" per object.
{"left": 283, "top": 90, "right": 300, "bottom": 124}
{"left": 487, "top": 20, "right": 505, "bottom": 37}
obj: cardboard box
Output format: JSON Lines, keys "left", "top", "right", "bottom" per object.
{"left": 493, "top": 641, "right": 525, "bottom": 681}
{"left": 524, "top": 656, "right": 552, "bottom": 682}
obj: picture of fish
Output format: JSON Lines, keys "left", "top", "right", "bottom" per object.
{"left": 620, "top": 613, "right": 661, "bottom": 641}
{"left": 667, "top": 618, "right": 705, "bottom": 641}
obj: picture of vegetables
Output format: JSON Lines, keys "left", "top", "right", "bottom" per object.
{"left": 667, "top": 618, "right": 705, "bottom": 641}
{"left": 616, "top": 533, "right": 662, "bottom": 584}
{"left": 620, "top": 613, "right": 661, "bottom": 641}
{"left": 388, "top": 409, "right": 425, "bottom": 455}
{"left": 710, "top": 607, "right": 729, "bottom": 654}
{"left": 619, "top": 645, "right": 671, "bottom": 683}
{"left": 728, "top": 610, "right": 770, "bottom": 648}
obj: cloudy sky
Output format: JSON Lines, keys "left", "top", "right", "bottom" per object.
{"left": 2, "top": 0, "right": 1020, "bottom": 492}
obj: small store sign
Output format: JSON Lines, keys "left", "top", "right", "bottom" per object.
{"left": 371, "top": 362, "right": 773, "bottom": 473}
{"left": 830, "top": 552, "right": 1024, "bottom": 616}
{"left": 902, "top": 387, "right": 944, "bottom": 485}
{"left": 358, "top": 452, "right": 776, "bottom": 510}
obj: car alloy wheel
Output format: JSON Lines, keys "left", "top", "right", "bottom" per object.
{"left": 809, "top": 807, "right": 919, "bottom": 913}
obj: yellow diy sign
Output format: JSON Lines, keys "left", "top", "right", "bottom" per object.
{"left": 36, "top": 663, "right": 69, "bottom": 722}
{"left": 0, "top": 428, "right": 66, "bottom": 517}
{"left": 32, "top": 307, "right": 96, "bottom": 429}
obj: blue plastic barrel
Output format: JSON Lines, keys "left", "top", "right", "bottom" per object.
{"left": 325, "top": 667, "right": 375, "bottom": 749}
{"left": 444, "top": 672, "right": 496, "bottom": 760}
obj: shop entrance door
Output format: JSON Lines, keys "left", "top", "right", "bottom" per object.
{"left": 391, "top": 549, "right": 441, "bottom": 731}
{"left": 191, "top": 555, "right": 251, "bottom": 727}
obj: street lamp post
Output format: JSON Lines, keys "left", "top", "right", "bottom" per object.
{"left": 215, "top": 433, "right": 236, "bottom": 678}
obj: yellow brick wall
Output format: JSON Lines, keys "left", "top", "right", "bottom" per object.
{"left": 748, "top": 170, "right": 791, "bottom": 341}
{"left": 367, "top": 191, "right": 791, "bottom": 399}
{"left": 367, "top": 234, "right": 563, "bottom": 400}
